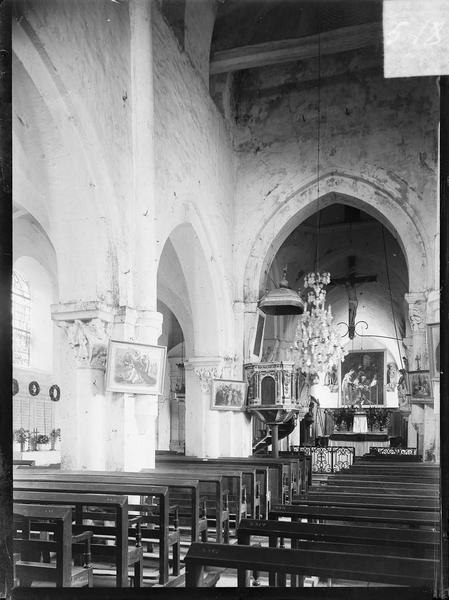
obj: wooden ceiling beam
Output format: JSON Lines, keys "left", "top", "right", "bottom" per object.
{"left": 210, "top": 22, "right": 382, "bottom": 75}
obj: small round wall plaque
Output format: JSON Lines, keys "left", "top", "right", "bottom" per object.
{"left": 12, "top": 379, "right": 19, "bottom": 396}
{"left": 29, "top": 381, "right": 40, "bottom": 396}
{"left": 49, "top": 384, "right": 61, "bottom": 402}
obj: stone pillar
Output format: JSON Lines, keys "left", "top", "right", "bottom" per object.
{"left": 184, "top": 357, "right": 252, "bottom": 458}
{"left": 52, "top": 301, "right": 114, "bottom": 470}
{"left": 109, "top": 308, "right": 163, "bottom": 472}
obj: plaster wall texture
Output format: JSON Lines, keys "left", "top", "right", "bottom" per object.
{"left": 13, "top": 0, "right": 131, "bottom": 304}
{"left": 232, "top": 53, "right": 439, "bottom": 297}
{"left": 153, "top": 7, "right": 236, "bottom": 346}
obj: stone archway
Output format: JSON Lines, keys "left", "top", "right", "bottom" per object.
{"left": 243, "top": 171, "right": 429, "bottom": 304}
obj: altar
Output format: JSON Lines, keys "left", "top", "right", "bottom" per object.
{"left": 328, "top": 433, "right": 390, "bottom": 456}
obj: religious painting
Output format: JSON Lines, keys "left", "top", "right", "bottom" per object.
{"left": 408, "top": 370, "right": 432, "bottom": 400}
{"left": 249, "top": 309, "right": 266, "bottom": 362}
{"left": 340, "top": 350, "right": 385, "bottom": 406}
{"left": 105, "top": 340, "right": 167, "bottom": 395}
{"left": 427, "top": 323, "right": 440, "bottom": 380}
{"left": 211, "top": 379, "right": 247, "bottom": 411}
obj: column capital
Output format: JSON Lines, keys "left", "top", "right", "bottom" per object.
{"left": 184, "top": 356, "right": 223, "bottom": 392}
{"left": 51, "top": 300, "right": 115, "bottom": 324}
{"left": 57, "top": 318, "right": 113, "bottom": 370}
{"left": 52, "top": 301, "right": 115, "bottom": 369}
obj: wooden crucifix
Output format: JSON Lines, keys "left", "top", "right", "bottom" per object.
{"left": 331, "top": 256, "right": 377, "bottom": 339}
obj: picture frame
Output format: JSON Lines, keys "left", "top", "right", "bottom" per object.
{"left": 427, "top": 323, "right": 440, "bottom": 380}
{"left": 249, "top": 309, "right": 266, "bottom": 362}
{"left": 211, "top": 379, "right": 248, "bottom": 411}
{"left": 340, "top": 349, "right": 385, "bottom": 406}
{"left": 408, "top": 370, "right": 432, "bottom": 400}
{"left": 105, "top": 340, "right": 167, "bottom": 395}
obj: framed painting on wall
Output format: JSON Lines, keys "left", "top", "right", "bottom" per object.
{"left": 211, "top": 379, "right": 248, "bottom": 411}
{"left": 340, "top": 350, "right": 385, "bottom": 406}
{"left": 105, "top": 340, "right": 167, "bottom": 395}
{"left": 249, "top": 309, "right": 266, "bottom": 362}
{"left": 427, "top": 323, "right": 440, "bottom": 380}
{"left": 408, "top": 370, "right": 432, "bottom": 400}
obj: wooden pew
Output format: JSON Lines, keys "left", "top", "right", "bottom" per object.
{"left": 323, "top": 478, "right": 439, "bottom": 494}
{"left": 237, "top": 517, "right": 439, "bottom": 586}
{"left": 184, "top": 541, "right": 436, "bottom": 587}
{"left": 157, "top": 455, "right": 298, "bottom": 505}
{"left": 268, "top": 503, "right": 439, "bottom": 528}
{"left": 348, "top": 461, "right": 440, "bottom": 477}
{"left": 147, "top": 464, "right": 249, "bottom": 526}
{"left": 15, "top": 470, "right": 204, "bottom": 545}
{"left": 295, "top": 492, "right": 439, "bottom": 512}
{"left": 156, "top": 456, "right": 269, "bottom": 518}
{"left": 237, "top": 518, "right": 439, "bottom": 558}
{"left": 14, "top": 478, "right": 176, "bottom": 585}
{"left": 310, "top": 484, "right": 438, "bottom": 497}
{"left": 329, "top": 473, "right": 439, "bottom": 484}
{"left": 13, "top": 504, "right": 93, "bottom": 587}
{"left": 141, "top": 469, "right": 231, "bottom": 542}
{"left": 13, "top": 490, "right": 146, "bottom": 587}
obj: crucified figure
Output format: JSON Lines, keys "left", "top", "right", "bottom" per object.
{"left": 332, "top": 256, "right": 377, "bottom": 339}
{"left": 345, "top": 281, "right": 359, "bottom": 340}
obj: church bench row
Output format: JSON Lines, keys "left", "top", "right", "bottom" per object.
{"left": 236, "top": 518, "right": 439, "bottom": 586}
{"left": 156, "top": 454, "right": 306, "bottom": 506}
{"left": 13, "top": 491, "right": 145, "bottom": 587}
{"left": 293, "top": 492, "right": 439, "bottom": 512}
{"left": 15, "top": 471, "right": 207, "bottom": 545}
{"left": 348, "top": 463, "right": 439, "bottom": 474}
{"left": 147, "top": 464, "right": 259, "bottom": 520}
{"left": 157, "top": 456, "right": 273, "bottom": 514}
{"left": 65, "top": 470, "right": 229, "bottom": 542}
{"left": 13, "top": 503, "right": 94, "bottom": 588}
{"left": 268, "top": 503, "right": 439, "bottom": 528}
{"left": 13, "top": 478, "right": 178, "bottom": 585}
{"left": 142, "top": 467, "right": 243, "bottom": 536}
{"left": 237, "top": 518, "right": 439, "bottom": 558}
{"left": 184, "top": 541, "right": 436, "bottom": 588}
{"left": 327, "top": 472, "right": 439, "bottom": 484}
{"left": 322, "top": 478, "right": 439, "bottom": 492}
{"left": 309, "top": 483, "right": 439, "bottom": 497}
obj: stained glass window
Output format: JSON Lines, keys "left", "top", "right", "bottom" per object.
{"left": 12, "top": 271, "right": 31, "bottom": 367}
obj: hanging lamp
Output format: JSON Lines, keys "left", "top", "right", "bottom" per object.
{"left": 258, "top": 267, "right": 305, "bottom": 316}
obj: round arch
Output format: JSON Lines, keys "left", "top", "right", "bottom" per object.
{"left": 243, "top": 171, "right": 429, "bottom": 302}
{"left": 157, "top": 204, "right": 235, "bottom": 355}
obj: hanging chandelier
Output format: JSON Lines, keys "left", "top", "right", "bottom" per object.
{"left": 294, "top": 271, "right": 347, "bottom": 376}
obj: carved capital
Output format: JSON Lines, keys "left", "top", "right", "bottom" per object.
{"left": 184, "top": 357, "right": 223, "bottom": 392}
{"left": 193, "top": 367, "right": 221, "bottom": 392}
{"left": 58, "top": 318, "right": 112, "bottom": 369}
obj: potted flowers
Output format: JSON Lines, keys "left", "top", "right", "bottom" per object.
{"left": 50, "top": 428, "right": 61, "bottom": 451}
{"left": 36, "top": 434, "right": 50, "bottom": 450}
{"left": 14, "top": 428, "right": 29, "bottom": 453}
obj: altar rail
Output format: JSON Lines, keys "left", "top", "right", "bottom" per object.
{"left": 370, "top": 447, "right": 417, "bottom": 456}
{"left": 323, "top": 407, "right": 394, "bottom": 434}
{"left": 290, "top": 446, "right": 355, "bottom": 474}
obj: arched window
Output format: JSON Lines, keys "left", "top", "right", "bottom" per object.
{"left": 12, "top": 270, "right": 31, "bottom": 367}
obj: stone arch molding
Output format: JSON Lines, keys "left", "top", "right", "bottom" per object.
{"left": 243, "top": 171, "right": 429, "bottom": 303}
{"left": 157, "top": 204, "right": 235, "bottom": 356}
